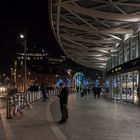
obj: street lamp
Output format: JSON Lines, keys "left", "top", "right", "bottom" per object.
{"left": 20, "top": 33, "right": 27, "bottom": 93}
{"left": 20, "top": 34, "right": 24, "bottom": 39}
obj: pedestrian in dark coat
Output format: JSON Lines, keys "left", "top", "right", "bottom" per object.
{"left": 96, "top": 86, "right": 101, "bottom": 99}
{"left": 41, "top": 84, "right": 47, "bottom": 102}
{"left": 93, "top": 86, "right": 97, "bottom": 98}
{"left": 58, "top": 83, "right": 69, "bottom": 124}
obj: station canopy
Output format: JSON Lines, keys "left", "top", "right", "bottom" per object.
{"left": 49, "top": 0, "right": 140, "bottom": 71}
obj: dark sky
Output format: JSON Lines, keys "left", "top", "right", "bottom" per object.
{"left": 0, "top": 0, "right": 61, "bottom": 75}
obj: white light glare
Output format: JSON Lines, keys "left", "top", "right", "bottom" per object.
{"left": 98, "top": 66, "right": 105, "bottom": 68}
{"left": 0, "top": 87, "right": 6, "bottom": 93}
{"left": 111, "top": 54, "right": 117, "bottom": 56}
{"left": 111, "top": 49, "right": 118, "bottom": 52}
{"left": 115, "top": 43, "right": 119, "bottom": 48}
{"left": 92, "top": 54, "right": 103, "bottom": 57}
{"left": 67, "top": 69, "right": 72, "bottom": 75}
{"left": 95, "top": 57, "right": 109, "bottom": 61}
{"left": 98, "top": 50, "right": 109, "bottom": 53}
{"left": 100, "top": 63, "right": 106, "bottom": 65}
{"left": 20, "top": 34, "right": 24, "bottom": 39}
{"left": 124, "top": 34, "right": 132, "bottom": 41}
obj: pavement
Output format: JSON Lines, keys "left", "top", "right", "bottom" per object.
{"left": 0, "top": 98, "right": 6, "bottom": 109}
{"left": 1, "top": 94, "right": 140, "bottom": 140}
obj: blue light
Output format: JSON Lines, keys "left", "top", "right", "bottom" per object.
{"left": 65, "top": 78, "right": 72, "bottom": 87}
{"left": 56, "top": 79, "right": 63, "bottom": 87}
{"left": 95, "top": 80, "right": 100, "bottom": 87}
{"left": 83, "top": 79, "right": 89, "bottom": 87}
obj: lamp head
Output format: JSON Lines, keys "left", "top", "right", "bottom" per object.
{"left": 20, "top": 34, "right": 24, "bottom": 39}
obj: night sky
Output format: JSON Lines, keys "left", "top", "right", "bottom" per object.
{"left": 0, "top": 0, "right": 61, "bottom": 75}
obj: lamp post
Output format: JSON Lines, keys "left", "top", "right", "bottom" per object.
{"left": 20, "top": 33, "right": 27, "bottom": 93}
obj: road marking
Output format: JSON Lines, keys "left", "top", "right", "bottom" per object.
{"left": 46, "top": 99, "right": 68, "bottom": 140}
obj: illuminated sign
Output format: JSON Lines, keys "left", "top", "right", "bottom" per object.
{"left": 108, "top": 57, "right": 140, "bottom": 76}
{"left": 112, "top": 66, "right": 122, "bottom": 73}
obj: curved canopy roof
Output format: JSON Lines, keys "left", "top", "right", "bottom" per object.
{"left": 49, "top": 0, "right": 140, "bottom": 71}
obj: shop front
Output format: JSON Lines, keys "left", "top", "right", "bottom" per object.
{"left": 107, "top": 57, "right": 140, "bottom": 105}
{"left": 111, "top": 71, "right": 139, "bottom": 104}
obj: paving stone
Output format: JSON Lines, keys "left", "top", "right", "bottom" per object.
{"left": 51, "top": 94, "right": 140, "bottom": 140}
{"left": 1, "top": 94, "right": 140, "bottom": 140}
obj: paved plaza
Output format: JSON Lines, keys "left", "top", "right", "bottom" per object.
{"left": 1, "top": 94, "right": 140, "bottom": 140}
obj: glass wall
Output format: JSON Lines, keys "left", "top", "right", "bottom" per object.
{"left": 130, "top": 34, "right": 138, "bottom": 60}
{"left": 111, "top": 71, "right": 139, "bottom": 104}
{"left": 106, "top": 32, "right": 140, "bottom": 105}
{"left": 107, "top": 32, "right": 140, "bottom": 70}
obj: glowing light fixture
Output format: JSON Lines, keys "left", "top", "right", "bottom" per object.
{"left": 124, "top": 34, "right": 132, "bottom": 41}
{"left": 115, "top": 43, "right": 120, "bottom": 48}
{"left": 111, "top": 49, "right": 118, "bottom": 52}
{"left": 98, "top": 50, "right": 109, "bottom": 53}
{"left": 91, "top": 54, "right": 103, "bottom": 57}
{"left": 98, "top": 66, "right": 105, "bottom": 68}
{"left": 94, "top": 57, "right": 109, "bottom": 61}
{"left": 20, "top": 34, "right": 24, "bottom": 39}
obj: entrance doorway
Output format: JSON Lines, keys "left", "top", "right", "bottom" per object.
{"left": 112, "top": 71, "right": 139, "bottom": 104}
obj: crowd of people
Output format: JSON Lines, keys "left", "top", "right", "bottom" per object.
{"left": 79, "top": 85, "right": 102, "bottom": 99}
{"left": 40, "top": 82, "right": 106, "bottom": 125}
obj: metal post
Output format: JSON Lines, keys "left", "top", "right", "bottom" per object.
{"left": 24, "top": 33, "right": 27, "bottom": 93}
{"left": 20, "top": 28, "right": 27, "bottom": 93}
{"left": 7, "top": 92, "right": 10, "bottom": 119}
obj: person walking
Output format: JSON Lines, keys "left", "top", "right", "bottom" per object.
{"left": 41, "top": 84, "right": 47, "bottom": 102}
{"left": 93, "top": 86, "right": 97, "bottom": 99}
{"left": 58, "top": 83, "right": 69, "bottom": 124}
{"left": 96, "top": 85, "right": 101, "bottom": 99}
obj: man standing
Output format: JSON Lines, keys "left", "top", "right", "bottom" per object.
{"left": 93, "top": 86, "right": 97, "bottom": 98}
{"left": 58, "top": 83, "right": 69, "bottom": 124}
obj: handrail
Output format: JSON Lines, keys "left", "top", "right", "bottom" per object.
{"left": 7, "top": 89, "right": 60, "bottom": 119}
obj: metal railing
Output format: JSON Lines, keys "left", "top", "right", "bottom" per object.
{"left": 7, "top": 89, "right": 60, "bottom": 119}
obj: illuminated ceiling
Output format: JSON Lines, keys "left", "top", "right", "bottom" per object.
{"left": 49, "top": 0, "right": 140, "bottom": 71}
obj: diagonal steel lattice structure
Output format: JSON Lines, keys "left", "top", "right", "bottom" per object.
{"left": 49, "top": 0, "right": 140, "bottom": 71}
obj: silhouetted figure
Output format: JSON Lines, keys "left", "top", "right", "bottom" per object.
{"left": 93, "top": 86, "right": 97, "bottom": 98}
{"left": 58, "top": 83, "right": 69, "bottom": 124}
{"left": 41, "top": 84, "right": 47, "bottom": 102}
{"left": 96, "top": 86, "right": 101, "bottom": 99}
{"left": 93, "top": 86, "right": 101, "bottom": 99}
{"left": 81, "top": 90, "right": 84, "bottom": 98}
{"left": 88, "top": 87, "right": 90, "bottom": 94}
